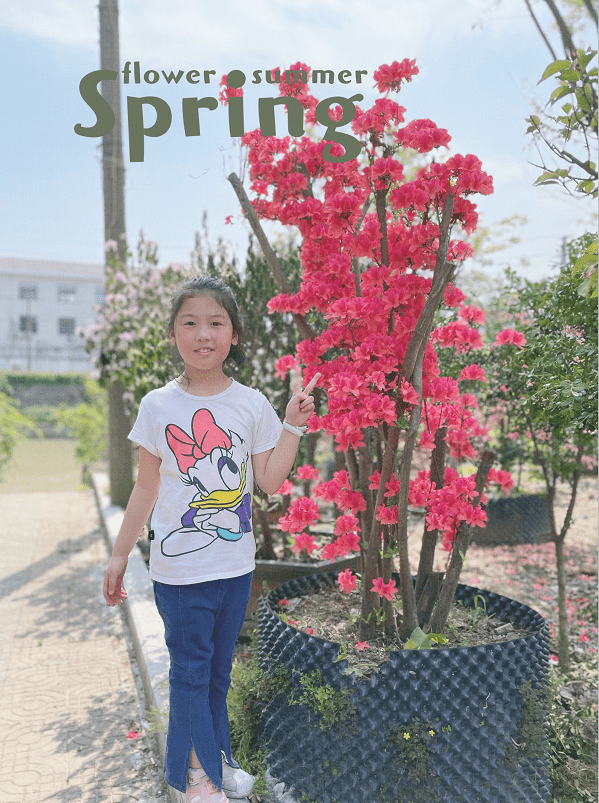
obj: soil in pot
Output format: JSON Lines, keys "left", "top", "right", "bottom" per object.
{"left": 273, "top": 583, "right": 531, "bottom": 678}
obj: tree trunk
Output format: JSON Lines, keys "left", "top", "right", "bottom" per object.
{"left": 99, "top": 0, "right": 134, "bottom": 506}
{"left": 359, "top": 426, "right": 399, "bottom": 641}
{"left": 255, "top": 503, "right": 277, "bottom": 560}
{"left": 552, "top": 447, "right": 582, "bottom": 670}
{"left": 429, "top": 451, "right": 495, "bottom": 634}
{"left": 554, "top": 535, "right": 570, "bottom": 671}
{"left": 227, "top": 173, "right": 315, "bottom": 342}
{"left": 415, "top": 425, "right": 447, "bottom": 606}
{"left": 107, "top": 382, "right": 133, "bottom": 507}
{"left": 396, "top": 368, "right": 423, "bottom": 640}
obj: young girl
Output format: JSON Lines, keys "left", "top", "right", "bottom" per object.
{"left": 103, "top": 276, "right": 319, "bottom": 802}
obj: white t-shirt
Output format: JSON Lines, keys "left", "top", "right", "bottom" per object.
{"left": 129, "top": 379, "right": 283, "bottom": 584}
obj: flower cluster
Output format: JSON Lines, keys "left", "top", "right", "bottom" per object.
{"left": 80, "top": 241, "right": 191, "bottom": 416}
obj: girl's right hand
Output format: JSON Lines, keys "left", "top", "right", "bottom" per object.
{"left": 103, "top": 555, "right": 129, "bottom": 606}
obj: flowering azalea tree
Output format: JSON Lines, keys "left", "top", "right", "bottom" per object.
{"left": 228, "top": 61, "right": 524, "bottom": 641}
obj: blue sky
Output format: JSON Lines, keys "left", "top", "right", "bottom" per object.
{"left": 1, "top": 0, "right": 595, "bottom": 280}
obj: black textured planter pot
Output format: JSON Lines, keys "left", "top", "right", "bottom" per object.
{"left": 257, "top": 573, "right": 551, "bottom": 803}
{"left": 472, "top": 494, "right": 552, "bottom": 546}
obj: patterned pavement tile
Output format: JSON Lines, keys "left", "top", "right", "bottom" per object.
{"left": 0, "top": 491, "right": 168, "bottom": 803}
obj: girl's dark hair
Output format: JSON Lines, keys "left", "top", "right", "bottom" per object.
{"left": 168, "top": 276, "right": 245, "bottom": 366}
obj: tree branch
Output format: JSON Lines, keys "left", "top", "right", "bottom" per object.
{"left": 541, "top": 0, "right": 577, "bottom": 58}
{"left": 227, "top": 172, "right": 316, "bottom": 341}
{"left": 400, "top": 192, "right": 456, "bottom": 383}
{"left": 581, "top": 0, "right": 598, "bottom": 27}
{"left": 524, "top": 0, "right": 558, "bottom": 60}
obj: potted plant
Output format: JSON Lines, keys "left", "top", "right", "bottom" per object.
{"left": 225, "top": 60, "right": 551, "bottom": 801}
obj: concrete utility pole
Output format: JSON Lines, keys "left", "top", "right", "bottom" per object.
{"left": 99, "top": 0, "right": 134, "bottom": 507}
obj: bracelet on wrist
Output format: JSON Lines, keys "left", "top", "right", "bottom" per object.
{"left": 283, "top": 420, "right": 307, "bottom": 436}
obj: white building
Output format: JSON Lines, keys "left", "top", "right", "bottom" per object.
{"left": 0, "top": 257, "right": 104, "bottom": 373}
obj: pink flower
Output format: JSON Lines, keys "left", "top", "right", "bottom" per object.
{"left": 459, "top": 364, "right": 486, "bottom": 382}
{"left": 126, "top": 730, "right": 140, "bottom": 741}
{"left": 373, "top": 59, "right": 419, "bottom": 93}
{"left": 458, "top": 305, "right": 486, "bottom": 325}
{"left": 376, "top": 505, "right": 399, "bottom": 525}
{"left": 291, "top": 532, "right": 318, "bottom": 555}
{"left": 296, "top": 464, "right": 320, "bottom": 480}
{"left": 338, "top": 569, "right": 358, "bottom": 594}
{"left": 460, "top": 503, "right": 487, "bottom": 527}
{"left": 274, "top": 479, "right": 294, "bottom": 496}
{"left": 494, "top": 329, "right": 526, "bottom": 349}
{"left": 487, "top": 468, "right": 513, "bottom": 494}
{"left": 371, "top": 577, "right": 398, "bottom": 601}
{"left": 274, "top": 354, "right": 298, "bottom": 380}
{"left": 355, "top": 641, "right": 370, "bottom": 651}
{"left": 224, "top": 215, "right": 233, "bottom": 224}
{"left": 400, "top": 377, "right": 419, "bottom": 405}
{"left": 334, "top": 513, "right": 361, "bottom": 536}
{"left": 278, "top": 497, "right": 320, "bottom": 533}
{"left": 278, "top": 598, "right": 289, "bottom": 607}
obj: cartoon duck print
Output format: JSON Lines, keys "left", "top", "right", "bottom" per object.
{"left": 162, "top": 409, "right": 252, "bottom": 557}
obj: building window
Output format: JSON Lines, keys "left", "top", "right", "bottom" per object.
{"left": 19, "top": 284, "right": 38, "bottom": 300}
{"left": 58, "top": 318, "right": 76, "bottom": 336}
{"left": 19, "top": 315, "right": 38, "bottom": 333}
{"left": 58, "top": 284, "right": 77, "bottom": 302}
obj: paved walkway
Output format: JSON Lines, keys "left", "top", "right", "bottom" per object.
{"left": 0, "top": 489, "right": 168, "bottom": 803}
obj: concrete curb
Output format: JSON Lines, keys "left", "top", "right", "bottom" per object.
{"left": 92, "top": 472, "right": 272, "bottom": 803}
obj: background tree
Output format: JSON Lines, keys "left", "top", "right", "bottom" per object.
{"left": 82, "top": 236, "right": 192, "bottom": 417}
{"left": 477, "top": 231, "right": 597, "bottom": 669}
{"left": 0, "top": 377, "right": 38, "bottom": 478}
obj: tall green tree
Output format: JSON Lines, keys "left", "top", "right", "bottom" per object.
{"left": 480, "top": 232, "right": 597, "bottom": 669}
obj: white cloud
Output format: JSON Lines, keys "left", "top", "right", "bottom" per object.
{"left": 0, "top": 0, "right": 97, "bottom": 49}
{"left": 0, "top": 0, "right": 523, "bottom": 66}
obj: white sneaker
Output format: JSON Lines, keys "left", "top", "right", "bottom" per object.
{"left": 221, "top": 759, "right": 255, "bottom": 799}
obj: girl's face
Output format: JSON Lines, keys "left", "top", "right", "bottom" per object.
{"left": 169, "top": 294, "right": 238, "bottom": 376}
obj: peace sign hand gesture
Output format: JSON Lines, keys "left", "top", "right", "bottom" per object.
{"left": 285, "top": 373, "right": 321, "bottom": 428}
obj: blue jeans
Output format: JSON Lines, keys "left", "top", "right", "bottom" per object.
{"left": 153, "top": 572, "right": 252, "bottom": 793}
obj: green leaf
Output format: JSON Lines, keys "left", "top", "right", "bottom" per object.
{"left": 576, "top": 179, "right": 596, "bottom": 195}
{"left": 559, "top": 68, "right": 580, "bottom": 83}
{"left": 574, "top": 88, "right": 592, "bottom": 113}
{"left": 535, "top": 173, "right": 560, "bottom": 186}
{"left": 549, "top": 85, "right": 575, "bottom": 104}
{"left": 405, "top": 627, "right": 448, "bottom": 650}
{"left": 539, "top": 59, "right": 571, "bottom": 83}
{"left": 405, "top": 627, "right": 429, "bottom": 650}
{"left": 577, "top": 50, "right": 597, "bottom": 71}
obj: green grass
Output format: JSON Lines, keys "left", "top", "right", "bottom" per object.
{"left": 0, "top": 438, "right": 85, "bottom": 492}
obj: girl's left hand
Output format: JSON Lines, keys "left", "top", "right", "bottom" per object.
{"left": 285, "top": 373, "right": 321, "bottom": 428}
